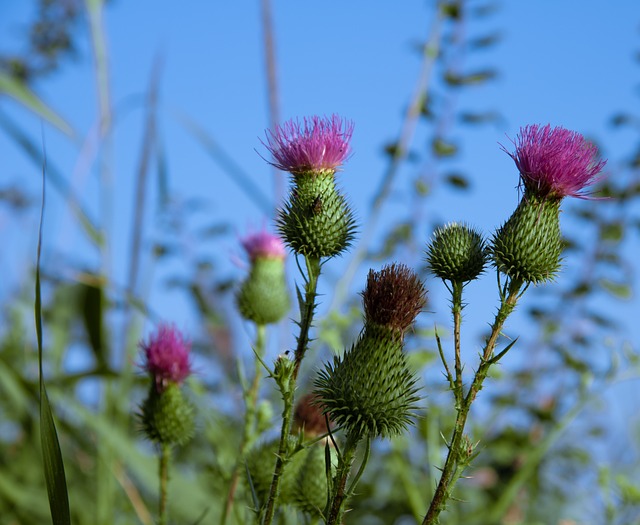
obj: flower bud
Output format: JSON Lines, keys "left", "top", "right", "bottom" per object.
{"left": 315, "top": 264, "right": 425, "bottom": 439}
{"left": 426, "top": 223, "right": 487, "bottom": 283}
{"left": 491, "top": 195, "right": 562, "bottom": 284}
{"left": 237, "top": 229, "right": 290, "bottom": 324}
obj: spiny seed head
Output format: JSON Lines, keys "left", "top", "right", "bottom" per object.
{"left": 501, "top": 124, "right": 606, "bottom": 200}
{"left": 426, "top": 222, "right": 488, "bottom": 282}
{"left": 362, "top": 263, "right": 426, "bottom": 333}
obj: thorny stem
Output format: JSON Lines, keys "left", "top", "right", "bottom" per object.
{"left": 325, "top": 432, "right": 363, "bottom": 525}
{"left": 262, "top": 255, "right": 322, "bottom": 525}
{"left": 159, "top": 443, "right": 171, "bottom": 525}
{"left": 221, "top": 324, "right": 266, "bottom": 525}
{"left": 422, "top": 277, "right": 523, "bottom": 525}
{"left": 451, "top": 280, "right": 464, "bottom": 407}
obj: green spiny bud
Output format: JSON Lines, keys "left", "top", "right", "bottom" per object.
{"left": 245, "top": 436, "right": 299, "bottom": 506}
{"left": 237, "top": 257, "right": 290, "bottom": 324}
{"left": 291, "top": 444, "right": 335, "bottom": 516}
{"left": 277, "top": 173, "right": 356, "bottom": 258}
{"left": 140, "top": 382, "right": 195, "bottom": 446}
{"left": 315, "top": 322, "right": 420, "bottom": 440}
{"left": 426, "top": 223, "right": 488, "bottom": 282}
{"left": 491, "top": 195, "right": 562, "bottom": 284}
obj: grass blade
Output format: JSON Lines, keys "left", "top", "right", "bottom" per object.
{"left": 0, "top": 72, "right": 73, "bottom": 136}
{"left": 37, "top": 144, "right": 71, "bottom": 525}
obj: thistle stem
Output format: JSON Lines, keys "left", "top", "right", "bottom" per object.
{"left": 326, "top": 432, "right": 362, "bottom": 525}
{"left": 221, "top": 324, "right": 266, "bottom": 525}
{"left": 422, "top": 277, "right": 523, "bottom": 525}
{"left": 451, "top": 280, "right": 464, "bottom": 406}
{"left": 159, "top": 443, "right": 171, "bottom": 525}
{"left": 262, "top": 255, "right": 322, "bottom": 525}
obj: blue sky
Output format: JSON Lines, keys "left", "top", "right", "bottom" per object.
{"left": 2, "top": 0, "right": 639, "bottom": 487}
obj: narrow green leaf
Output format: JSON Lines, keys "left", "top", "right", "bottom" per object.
{"left": 0, "top": 73, "right": 73, "bottom": 136}
{"left": 36, "top": 156, "right": 71, "bottom": 524}
{"left": 80, "top": 282, "right": 107, "bottom": 368}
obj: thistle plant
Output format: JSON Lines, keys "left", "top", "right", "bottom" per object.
{"left": 422, "top": 124, "right": 606, "bottom": 524}
{"left": 259, "top": 115, "right": 357, "bottom": 525}
{"left": 139, "top": 324, "right": 194, "bottom": 525}
{"left": 315, "top": 263, "right": 427, "bottom": 524}
{"left": 222, "top": 229, "right": 289, "bottom": 524}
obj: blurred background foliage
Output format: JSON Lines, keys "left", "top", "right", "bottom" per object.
{"left": 1, "top": 1, "right": 640, "bottom": 524}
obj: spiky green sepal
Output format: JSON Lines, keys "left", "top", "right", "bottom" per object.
{"left": 426, "top": 222, "right": 488, "bottom": 282}
{"left": 491, "top": 194, "right": 562, "bottom": 284}
{"left": 140, "top": 383, "right": 194, "bottom": 446}
{"left": 237, "top": 257, "right": 290, "bottom": 324}
{"left": 315, "top": 322, "right": 419, "bottom": 440}
{"left": 277, "top": 174, "right": 356, "bottom": 258}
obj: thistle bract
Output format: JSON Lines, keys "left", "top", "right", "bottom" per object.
{"left": 315, "top": 323, "right": 420, "bottom": 440}
{"left": 315, "top": 264, "right": 425, "bottom": 440}
{"left": 277, "top": 173, "right": 356, "bottom": 258}
{"left": 491, "top": 195, "right": 562, "bottom": 284}
{"left": 426, "top": 223, "right": 488, "bottom": 283}
{"left": 140, "top": 382, "right": 195, "bottom": 446}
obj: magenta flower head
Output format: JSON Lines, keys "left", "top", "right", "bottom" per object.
{"left": 262, "top": 114, "right": 354, "bottom": 175}
{"left": 240, "top": 228, "right": 286, "bottom": 262}
{"left": 502, "top": 124, "right": 606, "bottom": 200}
{"left": 140, "top": 324, "right": 192, "bottom": 393}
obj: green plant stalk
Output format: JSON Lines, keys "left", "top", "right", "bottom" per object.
{"left": 451, "top": 280, "right": 464, "bottom": 408}
{"left": 221, "top": 324, "right": 266, "bottom": 525}
{"left": 422, "top": 277, "right": 523, "bottom": 525}
{"left": 262, "top": 255, "right": 322, "bottom": 525}
{"left": 159, "top": 443, "right": 171, "bottom": 525}
{"left": 325, "top": 432, "right": 361, "bottom": 525}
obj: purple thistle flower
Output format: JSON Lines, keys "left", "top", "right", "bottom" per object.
{"left": 262, "top": 114, "right": 354, "bottom": 175}
{"left": 502, "top": 124, "right": 606, "bottom": 199}
{"left": 140, "top": 324, "right": 192, "bottom": 392}
{"left": 241, "top": 228, "right": 286, "bottom": 261}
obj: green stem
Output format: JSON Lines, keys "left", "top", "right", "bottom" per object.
{"left": 326, "top": 432, "right": 362, "bottom": 525}
{"left": 221, "top": 324, "right": 266, "bottom": 525}
{"left": 159, "top": 443, "right": 171, "bottom": 525}
{"left": 293, "top": 256, "right": 321, "bottom": 380}
{"left": 422, "top": 277, "right": 523, "bottom": 525}
{"left": 451, "top": 281, "right": 464, "bottom": 407}
{"left": 262, "top": 255, "right": 322, "bottom": 525}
